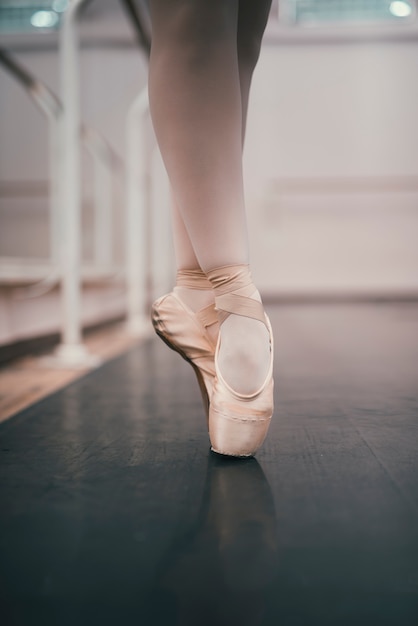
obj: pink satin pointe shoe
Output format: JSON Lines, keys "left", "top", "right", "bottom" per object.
{"left": 151, "top": 270, "right": 219, "bottom": 422}
{"left": 207, "top": 265, "right": 274, "bottom": 458}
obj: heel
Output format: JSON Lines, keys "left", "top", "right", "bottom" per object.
{"left": 151, "top": 292, "right": 218, "bottom": 422}
{"left": 154, "top": 324, "right": 212, "bottom": 423}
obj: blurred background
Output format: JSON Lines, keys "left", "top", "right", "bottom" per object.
{"left": 0, "top": 0, "right": 417, "bottom": 355}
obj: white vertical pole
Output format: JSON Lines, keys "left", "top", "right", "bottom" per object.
{"left": 126, "top": 86, "right": 151, "bottom": 335}
{"left": 54, "top": 0, "right": 99, "bottom": 367}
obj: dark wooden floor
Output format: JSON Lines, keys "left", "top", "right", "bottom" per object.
{"left": 1, "top": 303, "right": 417, "bottom": 625}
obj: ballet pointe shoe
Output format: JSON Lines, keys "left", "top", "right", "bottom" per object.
{"left": 151, "top": 270, "right": 219, "bottom": 423}
{"left": 207, "top": 265, "right": 274, "bottom": 458}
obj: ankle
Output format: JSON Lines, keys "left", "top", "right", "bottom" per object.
{"left": 206, "top": 263, "right": 253, "bottom": 297}
{"left": 206, "top": 264, "right": 265, "bottom": 324}
{"left": 173, "top": 268, "right": 212, "bottom": 311}
{"left": 176, "top": 268, "right": 211, "bottom": 291}
{"left": 173, "top": 285, "right": 214, "bottom": 313}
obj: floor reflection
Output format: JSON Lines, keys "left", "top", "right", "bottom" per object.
{"left": 149, "top": 453, "right": 277, "bottom": 625}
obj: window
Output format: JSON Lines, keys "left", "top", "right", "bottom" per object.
{"left": 0, "top": 1, "right": 68, "bottom": 33}
{"left": 276, "top": 0, "right": 416, "bottom": 26}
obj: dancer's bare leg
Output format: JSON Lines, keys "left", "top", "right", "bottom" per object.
{"left": 170, "top": 0, "right": 272, "bottom": 262}
{"left": 171, "top": 198, "right": 216, "bottom": 326}
{"left": 237, "top": 0, "right": 272, "bottom": 144}
{"left": 170, "top": 0, "right": 271, "bottom": 316}
{"left": 149, "top": 0, "right": 248, "bottom": 269}
{"left": 149, "top": 0, "right": 271, "bottom": 393}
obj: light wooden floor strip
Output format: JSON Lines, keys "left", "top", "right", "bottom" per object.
{"left": 0, "top": 322, "right": 148, "bottom": 424}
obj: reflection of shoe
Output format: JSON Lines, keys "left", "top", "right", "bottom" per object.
{"left": 151, "top": 282, "right": 218, "bottom": 422}
{"left": 207, "top": 265, "right": 274, "bottom": 457}
{"left": 207, "top": 455, "right": 277, "bottom": 590}
{"left": 151, "top": 453, "right": 277, "bottom": 625}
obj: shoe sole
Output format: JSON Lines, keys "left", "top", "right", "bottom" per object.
{"left": 154, "top": 328, "right": 210, "bottom": 426}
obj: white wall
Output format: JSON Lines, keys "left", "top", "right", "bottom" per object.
{"left": 244, "top": 37, "right": 418, "bottom": 295}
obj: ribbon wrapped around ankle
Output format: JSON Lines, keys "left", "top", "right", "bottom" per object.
{"left": 176, "top": 268, "right": 212, "bottom": 290}
{"left": 206, "top": 264, "right": 267, "bottom": 326}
